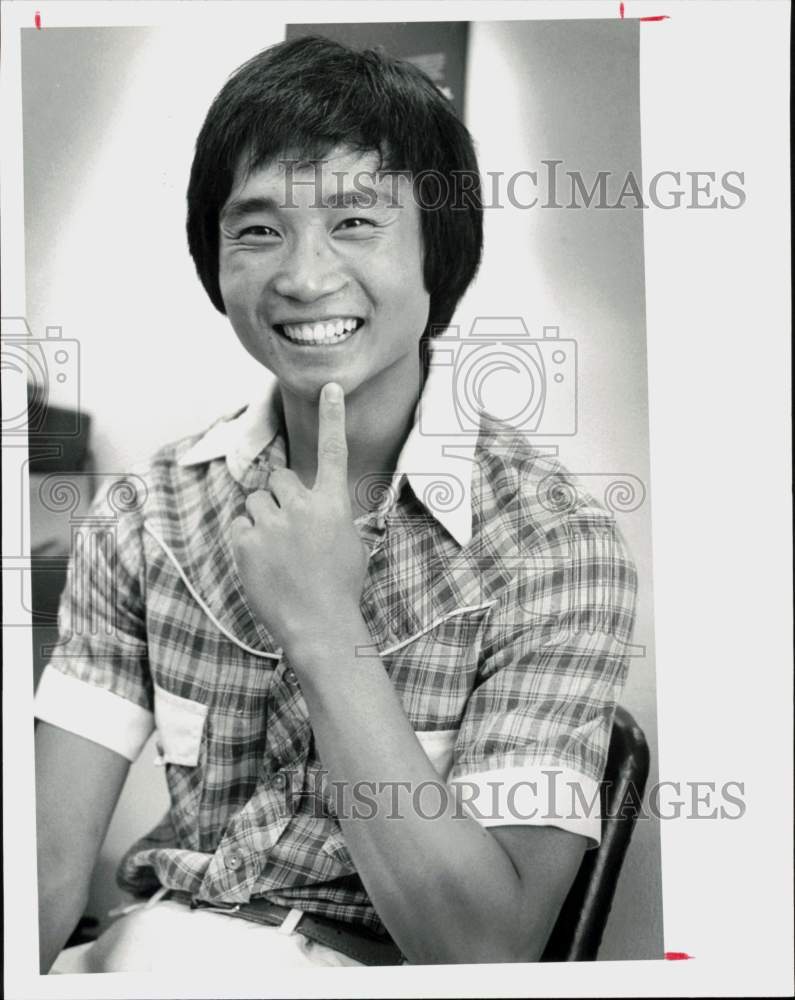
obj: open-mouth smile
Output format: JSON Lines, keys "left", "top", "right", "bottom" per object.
{"left": 273, "top": 316, "right": 364, "bottom": 347}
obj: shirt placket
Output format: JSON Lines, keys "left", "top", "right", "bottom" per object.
{"left": 195, "top": 446, "right": 401, "bottom": 904}
{"left": 194, "top": 654, "right": 310, "bottom": 904}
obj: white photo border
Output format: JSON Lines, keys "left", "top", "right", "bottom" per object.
{"left": 2, "top": 1, "right": 792, "bottom": 998}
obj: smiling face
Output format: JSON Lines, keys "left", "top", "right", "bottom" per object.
{"left": 218, "top": 147, "right": 430, "bottom": 403}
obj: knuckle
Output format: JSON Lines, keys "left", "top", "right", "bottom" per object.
{"left": 270, "top": 467, "right": 299, "bottom": 490}
{"left": 245, "top": 491, "right": 264, "bottom": 514}
{"left": 230, "top": 516, "right": 251, "bottom": 547}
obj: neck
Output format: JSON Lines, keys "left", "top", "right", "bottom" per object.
{"left": 280, "top": 353, "right": 422, "bottom": 516}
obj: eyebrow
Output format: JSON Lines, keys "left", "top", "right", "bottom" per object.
{"left": 219, "top": 196, "right": 280, "bottom": 227}
{"left": 324, "top": 189, "right": 383, "bottom": 210}
{"left": 220, "top": 181, "right": 401, "bottom": 225}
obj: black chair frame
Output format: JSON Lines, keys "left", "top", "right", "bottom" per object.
{"left": 541, "top": 706, "right": 651, "bottom": 961}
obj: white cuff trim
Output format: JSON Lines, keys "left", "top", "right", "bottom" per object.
{"left": 34, "top": 665, "right": 155, "bottom": 762}
{"left": 449, "top": 764, "right": 602, "bottom": 847}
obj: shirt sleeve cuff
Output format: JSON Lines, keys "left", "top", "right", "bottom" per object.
{"left": 34, "top": 665, "right": 155, "bottom": 762}
{"left": 449, "top": 764, "right": 603, "bottom": 848}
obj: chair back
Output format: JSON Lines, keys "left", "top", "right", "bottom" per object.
{"left": 541, "top": 706, "right": 650, "bottom": 961}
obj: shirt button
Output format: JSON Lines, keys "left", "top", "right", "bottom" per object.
{"left": 284, "top": 669, "right": 298, "bottom": 685}
{"left": 225, "top": 850, "right": 244, "bottom": 871}
{"left": 235, "top": 708, "right": 244, "bottom": 717}
{"left": 271, "top": 770, "right": 287, "bottom": 790}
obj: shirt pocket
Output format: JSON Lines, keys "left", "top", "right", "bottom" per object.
{"left": 153, "top": 684, "right": 208, "bottom": 849}
{"left": 153, "top": 684, "right": 208, "bottom": 766}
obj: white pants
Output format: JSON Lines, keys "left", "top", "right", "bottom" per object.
{"left": 50, "top": 900, "right": 364, "bottom": 973}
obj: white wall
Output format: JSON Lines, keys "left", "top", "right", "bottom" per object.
{"left": 463, "top": 19, "right": 661, "bottom": 959}
{"left": 23, "top": 25, "right": 284, "bottom": 474}
{"left": 23, "top": 19, "right": 661, "bottom": 960}
{"left": 23, "top": 19, "right": 287, "bottom": 945}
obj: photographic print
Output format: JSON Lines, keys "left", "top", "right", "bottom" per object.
{"left": 2, "top": 2, "right": 791, "bottom": 998}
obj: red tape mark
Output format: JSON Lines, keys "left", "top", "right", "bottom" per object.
{"left": 34, "top": 10, "right": 41, "bottom": 29}
{"left": 620, "top": 3, "right": 670, "bottom": 19}
{"left": 664, "top": 952, "right": 694, "bottom": 961}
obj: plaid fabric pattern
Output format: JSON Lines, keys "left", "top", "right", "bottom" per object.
{"left": 39, "top": 402, "right": 638, "bottom": 934}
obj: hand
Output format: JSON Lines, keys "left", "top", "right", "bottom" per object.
{"left": 231, "top": 383, "right": 368, "bottom": 653}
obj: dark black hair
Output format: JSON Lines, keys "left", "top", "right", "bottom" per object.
{"left": 186, "top": 35, "right": 483, "bottom": 342}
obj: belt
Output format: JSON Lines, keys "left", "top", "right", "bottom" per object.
{"left": 167, "top": 890, "right": 405, "bottom": 967}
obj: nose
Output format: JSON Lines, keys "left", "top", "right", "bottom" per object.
{"left": 271, "top": 232, "right": 347, "bottom": 303}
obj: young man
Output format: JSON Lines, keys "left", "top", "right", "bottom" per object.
{"left": 34, "top": 36, "right": 638, "bottom": 972}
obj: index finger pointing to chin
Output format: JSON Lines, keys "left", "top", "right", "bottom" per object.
{"left": 315, "top": 382, "right": 348, "bottom": 494}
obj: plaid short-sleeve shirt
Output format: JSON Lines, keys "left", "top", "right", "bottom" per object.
{"left": 34, "top": 364, "right": 638, "bottom": 933}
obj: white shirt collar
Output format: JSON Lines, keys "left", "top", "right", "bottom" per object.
{"left": 178, "top": 351, "right": 477, "bottom": 547}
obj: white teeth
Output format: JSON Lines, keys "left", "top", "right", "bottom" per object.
{"left": 280, "top": 317, "right": 361, "bottom": 345}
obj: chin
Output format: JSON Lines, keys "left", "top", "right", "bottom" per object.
{"left": 272, "top": 366, "right": 361, "bottom": 402}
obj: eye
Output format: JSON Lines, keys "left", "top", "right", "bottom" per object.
{"left": 334, "top": 218, "right": 376, "bottom": 234}
{"left": 236, "top": 225, "right": 280, "bottom": 243}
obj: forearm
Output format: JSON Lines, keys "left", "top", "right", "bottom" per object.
{"left": 34, "top": 723, "right": 130, "bottom": 972}
{"left": 234, "top": 387, "right": 584, "bottom": 962}
{"left": 288, "top": 612, "right": 537, "bottom": 965}
{"left": 37, "top": 849, "right": 91, "bottom": 972}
